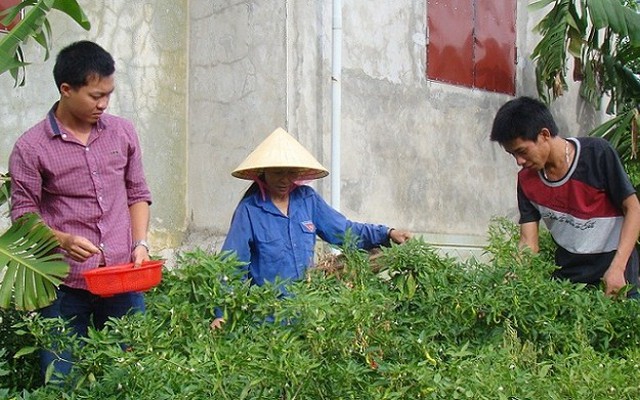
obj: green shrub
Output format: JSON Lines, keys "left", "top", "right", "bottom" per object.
{"left": 0, "top": 308, "right": 40, "bottom": 391}
{"left": 5, "top": 218, "right": 640, "bottom": 399}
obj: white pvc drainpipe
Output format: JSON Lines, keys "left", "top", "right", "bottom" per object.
{"left": 331, "top": 0, "right": 342, "bottom": 211}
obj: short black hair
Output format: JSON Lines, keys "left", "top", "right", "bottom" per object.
{"left": 53, "top": 41, "right": 115, "bottom": 92}
{"left": 490, "top": 96, "right": 558, "bottom": 144}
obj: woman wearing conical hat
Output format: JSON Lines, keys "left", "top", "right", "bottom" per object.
{"left": 211, "top": 127, "right": 412, "bottom": 330}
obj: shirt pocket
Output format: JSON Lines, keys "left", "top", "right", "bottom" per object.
{"left": 297, "top": 221, "right": 317, "bottom": 267}
{"left": 254, "top": 229, "right": 286, "bottom": 264}
{"left": 103, "top": 145, "right": 128, "bottom": 176}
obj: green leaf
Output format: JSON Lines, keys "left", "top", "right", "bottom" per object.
{"left": 587, "top": 0, "right": 609, "bottom": 28}
{"left": 0, "top": 173, "right": 10, "bottom": 212}
{"left": 0, "top": 213, "right": 69, "bottom": 310}
{"left": 44, "top": 360, "right": 55, "bottom": 384}
{"left": 13, "top": 346, "right": 38, "bottom": 359}
{"left": 531, "top": 0, "right": 640, "bottom": 165}
{"left": 405, "top": 273, "right": 417, "bottom": 300}
{"left": 52, "top": 0, "right": 90, "bottom": 30}
{"left": 0, "top": 0, "right": 90, "bottom": 85}
{"left": 528, "top": 0, "right": 558, "bottom": 12}
{"left": 587, "top": 0, "right": 640, "bottom": 44}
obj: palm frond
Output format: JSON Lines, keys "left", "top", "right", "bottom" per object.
{"left": 578, "top": 58, "right": 601, "bottom": 107}
{"left": 589, "top": 109, "right": 637, "bottom": 160}
{"left": 0, "top": 173, "right": 9, "bottom": 213}
{"left": 587, "top": 0, "right": 640, "bottom": 44}
{"left": 530, "top": 0, "right": 640, "bottom": 165}
{"left": 531, "top": 0, "right": 574, "bottom": 102}
{"left": 0, "top": 213, "right": 69, "bottom": 310}
{"left": 529, "top": 0, "right": 560, "bottom": 12}
{"left": 0, "top": 0, "right": 90, "bottom": 85}
{"left": 51, "top": 0, "right": 90, "bottom": 29}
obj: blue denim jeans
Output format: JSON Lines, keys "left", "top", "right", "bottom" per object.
{"left": 38, "top": 285, "right": 145, "bottom": 382}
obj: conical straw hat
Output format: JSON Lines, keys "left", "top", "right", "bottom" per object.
{"left": 231, "top": 127, "right": 329, "bottom": 180}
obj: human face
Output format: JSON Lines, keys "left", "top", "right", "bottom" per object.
{"left": 263, "top": 168, "right": 302, "bottom": 198}
{"left": 60, "top": 73, "right": 115, "bottom": 127}
{"left": 502, "top": 131, "right": 551, "bottom": 171}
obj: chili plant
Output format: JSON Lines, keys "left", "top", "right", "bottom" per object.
{"left": 5, "top": 218, "right": 640, "bottom": 399}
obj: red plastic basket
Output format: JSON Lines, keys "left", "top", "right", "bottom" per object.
{"left": 82, "top": 260, "right": 164, "bottom": 297}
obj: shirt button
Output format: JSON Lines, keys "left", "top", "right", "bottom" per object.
{"left": 85, "top": 147, "right": 89, "bottom": 152}
{"left": 61, "top": 134, "right": 67, "bottom": 139}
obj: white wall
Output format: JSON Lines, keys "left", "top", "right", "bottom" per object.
{"left": 0, "top": 1, "right": 598, "bottom": 260}
{"left": 185, "top": 1, "right": 594, "bottom": 257}
{"left": 0, "top": 1, "right": 189, "bottom": 255}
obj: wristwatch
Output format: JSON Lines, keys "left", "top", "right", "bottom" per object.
{"left": 133, "top": 239, "right": 150, "bottom": 253}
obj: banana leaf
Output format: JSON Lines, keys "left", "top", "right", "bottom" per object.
{"left": 0, "top": 173, "right": 9, "bottom": 214}
{"left": 0, "top": 213, "right": 69, "bottom": 310}
{"left": 587, "top": 0, "right": 640, "bottom": 45}
{"left": 0, "top": 0, "right": 90, "bottom": 85}
{"left": 531, "top": 0, "right": 574, "bottom": 102}
{"left": 589, "top": 110, "right": 637, "bottom": 161}
{"left": 529, "top": 0, "right": 561, "bottom": 11}
{"left": 530, "top": 0, "right": 640, "bottom": 165}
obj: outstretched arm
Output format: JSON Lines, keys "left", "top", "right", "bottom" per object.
{"left": 519, "top": 221, "right": 540, "bottom": 253}
{"left": 603, "top": 194, "right": 640, "bottom": 296}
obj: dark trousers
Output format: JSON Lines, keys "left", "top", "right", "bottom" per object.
{"left": 38, "top": 285, "right": 144, "bottom": 382}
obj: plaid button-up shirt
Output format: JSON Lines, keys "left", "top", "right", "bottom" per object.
{"left": 9, "top": 104, "right": 152, "bottom": 289}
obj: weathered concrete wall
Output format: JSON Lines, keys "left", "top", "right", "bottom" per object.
{"left": 186, "top": 1, "right": 593, "bottom": 257}
{"left": 0, "top": 1, "right": 600, "bottom": 261}
{"left": 0, "top": 1, "right": 189, "bottom": 255}
{"left": 186, "top": 1, "right": 289, "bottom": 253}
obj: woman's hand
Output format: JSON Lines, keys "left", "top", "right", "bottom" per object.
{"left": 389, "top": 229, "right": 412, "bottom": 244}
{"left": 210, "top": 317, "right": 226, "bottom": 330}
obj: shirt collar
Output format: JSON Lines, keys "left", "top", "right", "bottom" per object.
{"left": 252, "top": 192, "right": 284, "bottom": 216}
{"left": 47, "top": 102, "right": 107, "bottom": 137}
{"left": 250, "top": 187, "right": 306, "bottom": 217}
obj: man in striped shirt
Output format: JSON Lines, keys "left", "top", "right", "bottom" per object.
{"left": 490, "top": 96, "right": 640, "bottom": 298}
{"left": 9, "top": 41, "right": 152, "bottom": 382}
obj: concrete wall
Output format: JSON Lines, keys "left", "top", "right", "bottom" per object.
{"left": 186, "top": 0, "right": 590, "bottom": 257}
{"left": 0, "top": 1, "right": 598, "bottom": 261}
{"left": 0, "top": 1, "right": 189, "bottom": 255}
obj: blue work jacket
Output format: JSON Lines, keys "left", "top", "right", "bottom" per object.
{"left": 221, "top": 185, "right": 390, "bottom": 286}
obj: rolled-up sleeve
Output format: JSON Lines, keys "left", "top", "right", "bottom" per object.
{"left": 124, "top": 122, "right": 152, "bottom": 206}
{"left": 221, "top": 205, "right": 253, "bottom": 275}
{"left": 8, "top": 141, "right": 42, "bottom": 221}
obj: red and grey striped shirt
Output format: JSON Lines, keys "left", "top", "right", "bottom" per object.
{"left": 517, "top": 136, "right": 636, "bottom": 284}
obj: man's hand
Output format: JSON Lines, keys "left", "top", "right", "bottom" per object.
{"left": 131, "top": 245, "right": 151, "bottom": 267}
{"left": 55, "top": 231, "right": 101, "bottom": 262}
{"left": 602, "top": 265, "right": 627, "bottom": 297}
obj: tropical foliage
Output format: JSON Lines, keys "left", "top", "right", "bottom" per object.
{"left": 0, "top": 0, "right": 90, "bottom": 85}
{"left": 2, "top": 219, "right": 640, "bottom": 398}
{"left": 0, "top": 0, "right": 90, "bottom": 310}
{"left": 530, "top": 0, "right": 640, "bottom": 166}
{"left": 0, "top": 212, "right": 68, "bottom": 310}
